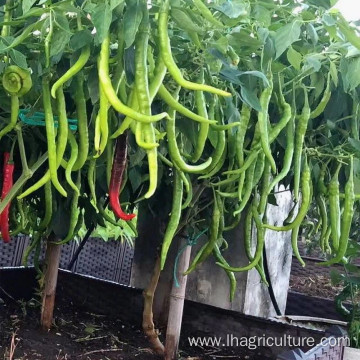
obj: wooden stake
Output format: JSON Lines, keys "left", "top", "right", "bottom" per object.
{"left": 142, "top": 257, "right": 165, "bottom": 355}
{"left": 40, "top": 233, "right": 61, "bottom": 331}
{"left": 165, "top": 238, "right": 192, "bottom": 360}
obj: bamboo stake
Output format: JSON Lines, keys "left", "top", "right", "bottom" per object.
{"left": 165, "top": 238, "right": 192, "bottom": 360}
{"left": 40, "top": 233, "right": 61, "bottom": 331}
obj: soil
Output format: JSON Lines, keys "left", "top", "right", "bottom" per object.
{"left": 0, "top": 296, "right": 273, "bottom": 360}
{"left": 289, "top": 272, "right": 343, "bottom": 300}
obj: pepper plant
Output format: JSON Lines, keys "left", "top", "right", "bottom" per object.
{"left": 0, "top": 0, "right": 360, "bottom": 355}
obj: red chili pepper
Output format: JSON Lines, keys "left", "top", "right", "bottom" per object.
{"left": 109, "top": 133, "right": 136, "bottom": 221}
{"left": 1, "top": 152, "right": 14, "bottom": 243}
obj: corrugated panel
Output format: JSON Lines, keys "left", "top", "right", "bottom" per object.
{"left": 0, "top": 236, "right": 134, "bottom": 285}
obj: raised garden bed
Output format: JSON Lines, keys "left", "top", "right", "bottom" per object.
{"left": 0, "top": 267, "right": 331, "bottom": 360}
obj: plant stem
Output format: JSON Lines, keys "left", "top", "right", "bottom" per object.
{"left": 0, "top": 152, "right": 48, "bottom": 215}
{"left": 16, "top": 125, "right": 29, "bottom": 172}
{"left": 1, "top": 0, "right": 14, "bottom": 37}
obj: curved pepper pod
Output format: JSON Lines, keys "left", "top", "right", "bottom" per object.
{"left": 109, "top": 132, "right": 136, "bottom": 221}
{"left": 2, "top": 65, "right": 32, "bottom": 96}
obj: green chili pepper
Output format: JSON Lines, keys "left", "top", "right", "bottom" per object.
{"left": 267, "top": 92, "right": 294, "bottom": 194}
{"left": 213, "top": 243, "right": 237, "bottom": 301}
{"left": 199, "top": 98, "right": 226, "bottom": 178}
{"left": 258, "top": 160, "right": 272, "bottom": 216}
{"left": 72, "top": 73, "right": 89, "bottom": 171}
{"left": 193, "top": 0, "right": 224, "bottom": 28}
{"left": 51, "top": 46, "right": 90, "bottom": 98}
{"left": 291, "top": 225, "right": 305, "bottom": 266}
{"left": 233, "top": 159, "right": 256, "bottom": 216}
{"left": 18, "top": 85, "right": 69, "bottom": 199}
{"left": 351, "top": 93, "right": 359, "bottom": 141}
{"left": 264, "top": 159, "right": 311, "bottom": 231}
{"left": 244, "top": 205, "right": 268, "bottom": 284}
{"left": 166, "top": 87, "right": 212, "bottom": 173}
{"left": 160, "top": 169, "right": 183, "bottom": 270}
{"left": 310, "top": 72, "right": 331, "bottom": 119}
{"left": 157, "top": 85, "right": 217, "bottom": 124}
{"left": 185, "top": 191, "right": 221, "bottom": 273}
{"left": 65, "top": 131, "right": 80, "bottom": 194}
{"left": 316, "top": 194, "right": 328, "bottom": 252}
{"left": 236, "top": 103, "right": 251, "bottom": 168}
{"left": 328, "top": 164, "right": 341, "bottom": 251}
{"left": 35, "top": 181, "right": 52, "bottom": 232}
{"left": 192, "top": 70, "right": 209, "bottom": 162}
{"left": 54, "top": 172, "right": 81, "bottom": 245}
{"left": 88, "top": 158, "right": 97, "bottom": 208}
{"left": 159, "top": 0, "right": 230, "bottom": 97}
{"left": 252, "top": 152, "right": 266, "bottom": 191}
{"left": 258, "top": 71, "right": 276, "bottom": 173}
{"left": 217, "top": 203, "right": 264, "bottom": 272}
{"left": 223, "top": 99, "right": 291, "bottom": 177}
{"left": 99, "top": 35, "right": 168, "bottom": 123}
{"left": 42, "top": 76, "right": 67, "bottom": 197}
{"left": 293, "top": 86, "right": 310, "bottom": 201}
{"left": 181, "top": 173, "right": 193, "bottom": 210}
{"left": 319, "top": 157, "right": 354, "bottom": 266}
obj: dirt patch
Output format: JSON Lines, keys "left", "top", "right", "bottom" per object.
{"left": 0, "top": 296, "right": 273, "bottom": 360}
{"left": 289, "top": 273, "right": 342, "bottom": 300}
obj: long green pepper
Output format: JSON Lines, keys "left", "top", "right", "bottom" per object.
{"left": 319, "top": 158, "right": 354, "bottom": 266}
{"left": 160, "top": 169, "right": 184, "bottom": 270}
{"left": 42, "top": 77, "right": 67, "bottom": 197}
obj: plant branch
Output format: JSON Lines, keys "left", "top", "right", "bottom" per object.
{"left": 142, "top": 257, "right": 165, "bottom": 355}
{"left": 0, "top": 152, "right": 48, "bottom": 214}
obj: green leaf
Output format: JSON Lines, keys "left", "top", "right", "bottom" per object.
{"left": 84, "top": 200, "right": 98, "bottom": 230}
{"left": 50, "top": 28, "right": 72, "bottom": 57}
{"left": 344, "top": 264, "right": 360, "bottom": 274}
{"left": 303, "top": 54, "right": 322, "bottom": 72}
{"left": 110, "top": 0, "right": 124, "bottom": 10}
{"left": 219, "top": 65, "right": 269, "bottom": 88}
{"left": 274, "top": 20, "right": 302, "bottom": 59}
{"left": 87, "top": 67, "right": 100, "bottom": 104}
{"left": 211, "top": 36, "right": 228, "bottom": 54}
{"left": 9, "top": 49, "right": 28, "bottom": 69}
{"left": 22, "top": 0, "right": 38, "bottom": 14}
{"left": 306, "top": 23, "right": 318, "bottom": 45}
{"left": 329, "top": 60, "right": 338, "bottom": 87}
{"left": 53, "top": 2, "right": 79, "bottom": 13}
{"left": 225, "top": 97, "right": 241, "bottom": 126}
{"left": 128, "top": 167, "right": 143, "bottom": 193}
{"left": 69, "top": 29, "right": 93, "bottom": 51}
{"left": 129, "top": 147, "right": 146, "bottom": 167}
{"left": 214, "top": 0, "right": 248, "bottom": 19}
{"left": 253, "top": 5, "right": 271, "bottom": 27}
{"left": 123, "top": 0, "right": 143, "bottom": 49}
{"left": 348, "top": 137, "right": 360, "bottom": 154}
{"left": 124, "top": 45, "right": 135, "bottom": 85}
{"left": 51, "top": 202, "right": 70, "bottom": 239}
{"left": 54, "top": 11, "right": 71, "bottom": 33}
{"left": 340, "top": 56, "right": 360, "bottom": 92}
{"left": 307, "top": 0, "right": 333, "bottom": 9}
{"left": 208, "top": 126, "right": 218, "bottom": 148}
{"left": 330, "top": 270, "right": 344, "bottom": 285}
{"left": 240, "top": 86, "right": 261, "bottom": 112}
{"left": 287, "top": 46, "right": 302, "bottom": 70}
{"left": 91, "top": 2, "right": 112, "bottom": 44}
{"left": 322, "top": 13, "right": 337, "bottom": 26}
{"left": 228, "top": 29, "right": 263, "bottom": 51}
